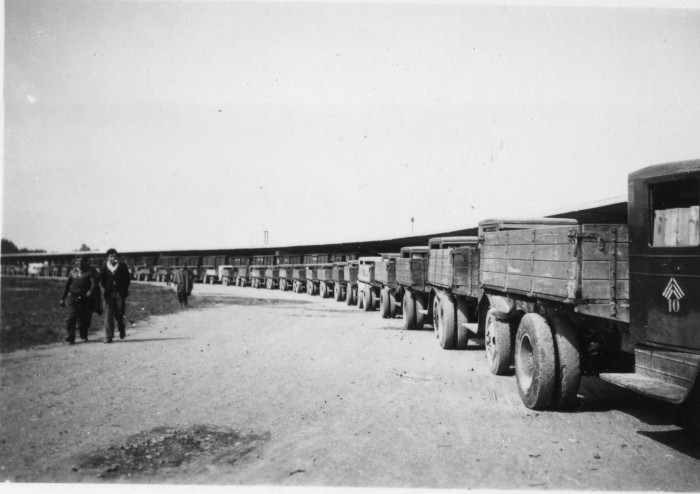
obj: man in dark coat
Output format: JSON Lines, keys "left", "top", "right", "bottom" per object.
{"left": 175, "top": 265, "right": 193, "bottom": 307}
{"left": 60, "top": 256, "right": 97, "bottom": 344}
{"left": 100, "top": 248, "right": 131, "bottom": 343}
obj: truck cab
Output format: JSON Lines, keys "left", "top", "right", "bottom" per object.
{"left": 605, "top": 160, "right": 700, "bottom": 404}
{"left": 218, "top": 265, "right": 236, "bottom": 286}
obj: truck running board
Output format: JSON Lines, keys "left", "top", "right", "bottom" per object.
{"left": 599, "top": 345, "right": 700, "bottom": 404}
{"left": 598, "top": 373, "right": 687, "bottom": 404}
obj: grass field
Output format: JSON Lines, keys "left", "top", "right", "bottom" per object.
{"left": 1, "top": 277, "right": 188, "bottom": 352}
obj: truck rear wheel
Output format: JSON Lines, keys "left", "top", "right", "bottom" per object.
{"left": 548, "top": 314, "right": 581, "bottom": 409}
{"left": 485, "top": 309, "right": 512, "bottom": 375}
{"left": 403, "top": 291, "right": 416, "bottom": 329}
{"left": 415, "top": 293, "right": 426, "bottom": 329}
{"left": 320, "top": 282, "right": 327, "bottom": 298}
{"left": 514, "top": 313, "right": 556, "bottom": 410}
{"left": 438, "top": 294, "right": 457, "bottom": 350}
{"left": 334, "top": 284, "right": 342, "bottom": 301}
{"left": 456, "top": 296, "right": 470, "bottom": 350}
{"left": 358, "top": 287, "right": 365, "bottom": 309}
{"left": 363, "top": 288, "right": 373, "bottom": 311}
{"left": 433, "top": 295, "right": 441, "bottom": 339}
{"left": 389, "top": 292, "right": 399, "bottom": 318}
{"left": 380, "top": 288, "right": 391, "bottom": 318}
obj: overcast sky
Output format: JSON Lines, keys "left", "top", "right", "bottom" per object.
{"left": 3, "top": 0, "right": 700, "bottom": 253}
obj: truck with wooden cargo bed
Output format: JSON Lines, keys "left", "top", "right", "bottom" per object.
{"left": 476, "top": 161, "right": 700, "bottom": 414}
{"left": 393, "top": 246, "right": 430, "bottom": 330}
{"left": 278, "top": 255, "right": 302, "bottom": 291}
{"left": 356, "top": 254, "right": 400, "bottom": 313}
{"left": 331, "top": 261, "right": 358, "bottom": 303}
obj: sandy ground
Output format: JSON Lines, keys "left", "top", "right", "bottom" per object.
{"left": 1, "top": 282, "right": 699, "bottom": 490}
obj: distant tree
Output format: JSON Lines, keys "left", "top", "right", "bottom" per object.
{"left": 1, "top": 239, "right": 46, "bottom": 254}
{"left": 1, "top": 238, "right": 19, "bottom": 254}
{"left": 77, "top": 244, "right": 91, "bottom": 252}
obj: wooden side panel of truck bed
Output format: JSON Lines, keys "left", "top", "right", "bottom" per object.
{"left": 481, "top": 224, "right": 629, "bottom": 322}
{"left": 332, "top": 265, "right": 346, "bottom": 283}
{"left": 279, "top": 267, "right": 293, "bottom": 280}
{"left": 396, "top": 258, "right": 427, "bottom": 290}
{"left": 344, "top": 264, "right": 358, "bottom": 283}
{"left": 292, "top": 267, "right": 307, "bottom": 281}
{"left": 305, "top": 266, "right": 318, "bottom": 281}
{"left": 374, "top": 260, "right": 396, "bottom": 288}
{"left": 317, "top": 266, "right": 334, "bottom": 281}
{"left": 428, "top": 247, "right": 480, "bottom": 297}
{"left": 250, "top": 266, "right": 266, "bottom": 278}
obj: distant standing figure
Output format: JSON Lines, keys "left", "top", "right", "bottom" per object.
{"left": 59, "top": 256, "right": 97, "bottom": 344}
{"left": 100, "top": 248, "right": 131, "bottom": 343}
{"left": 175, "top": 265, "right": 193, "bottom": 307}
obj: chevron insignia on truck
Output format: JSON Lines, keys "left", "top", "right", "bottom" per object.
{"left": 662, "top": 277, "right": 685, "bottom": 313}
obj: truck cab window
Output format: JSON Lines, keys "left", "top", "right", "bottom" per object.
{"left": 650, "top": 178, "right": 699, "bottom": 247}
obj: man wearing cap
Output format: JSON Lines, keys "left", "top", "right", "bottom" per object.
{"left": 100, "top": 248, "right": 131, "bottom": 343}
{"left": 59, "top": 256, "right": 97, "bottom": 344}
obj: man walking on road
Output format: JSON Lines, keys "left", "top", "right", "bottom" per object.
{"left": 174, "top": 264, "right": 193, "bottom": 307}
{"left": 59, "top": 256, "right": 97, "bottom": 344}
{"left": 100, "top": 248, "right": 131, "bottom": 343}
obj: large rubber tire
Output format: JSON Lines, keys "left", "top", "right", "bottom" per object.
{"left": 334, "top": 284, "right": 341, "bottom": 301}
{"left": 514, "top": 313, "right": 556, "bottom": 410}
{"left": 455, "top": 296, "right": 470, "bottom": 350}
{"left": 389, "top": 292, "right": 399, "bottom": 318}
{"left": 438, "top": 294, "right": 457, "bottom": 350}
{"left": 548, "top": 314, "right": 581, "bottom": 409}
{"left": 403, "top": 291, "right": 417, "bottom": 330}
{"left": 362, "top": 287, "right": 374, "bottom": 312}
{"left": 433, "top": 295, "right": 441, "bottom": 339}
{"left": 320, "top": 282, "right": 327, "bottom": 299}
{"left": 415, "top": 293, "right": 426, "bottom": 330}
{"left": 346, "top": 285, "right": 355, "bottom": 306}
{"left": 280, "top": 279, "right": 286, "bottom": 291}
{"left": 358, "top": 287, "right": 364, "bottom": 309}
{"left": 380, "top": 288, "right": 391, "bottom": 318}
{"left": 485, "top": 309, "right": 512, "bottom": 375}
{"left": 307, "top": 281, "right": 313, "bottom": 295}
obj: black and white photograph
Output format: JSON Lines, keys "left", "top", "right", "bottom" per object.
{"left": 2, "top": 0, "right": 700, "bottom": 491}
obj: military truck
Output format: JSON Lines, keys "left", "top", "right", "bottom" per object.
{"left": 356, "top": 254, "right": 399, "bottom": 312}
{"left": 343, "top": 261, "right": 359, "bottom": 305}
{"left": 476, "top": 160, "right": 700, "bottom": 412}
{"left": 331, "top": 261, "right": 356, "bottom": 302}
{"left": 153, "top": 265, "right": 171, "bottom": 283}
{"left": 317, "top": 264, "right": 335, "bottom": 298}
{"left": 394, "top": 246, "right": 430, "bottom": 330}
{"left": 134, "top": 265, "right": 152, "bottom": 281}
{"left": 218, "top": 265, "right": 236, "bottom": 285}
{"left": 426, "top": 236, "right": 483, "bottom": 350}
{"left": 265, "top": 266, "right": 280, "bottom": 289}
{"left": 292, "top": 265, "right": 307, "bottom": 293}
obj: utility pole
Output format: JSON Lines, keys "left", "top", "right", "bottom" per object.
{"left": 264, "top": 230, "right": 269, "bottom": 246}
{"left": 410, "top": 217, "right": 414, "bottom": 233}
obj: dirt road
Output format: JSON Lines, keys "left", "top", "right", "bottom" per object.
{"left": 1, "top": 283, "right": 699, "bottom": 489}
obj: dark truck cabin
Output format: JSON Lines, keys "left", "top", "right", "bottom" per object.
{"left": 616, "top": 160, "right": 700, "bottom": 404}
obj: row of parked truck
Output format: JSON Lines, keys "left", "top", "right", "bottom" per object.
{"left": 2, "top": 161, "right": 699, "bottom": 424}
{"left": 190, "top": 161, "right": 700, "bottom": 423}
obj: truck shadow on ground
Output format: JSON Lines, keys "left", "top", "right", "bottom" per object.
{"left": 112, "top": 337, "right": 194, "bottom": 344}
{"left": 637, "top": 429, "right": 700, "bottom": 460}
{"left": 189, "top": 294, "right": 312, "bottom": 307}
{"left": 576, "top": 377, "right": 699, "bottom": 457}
